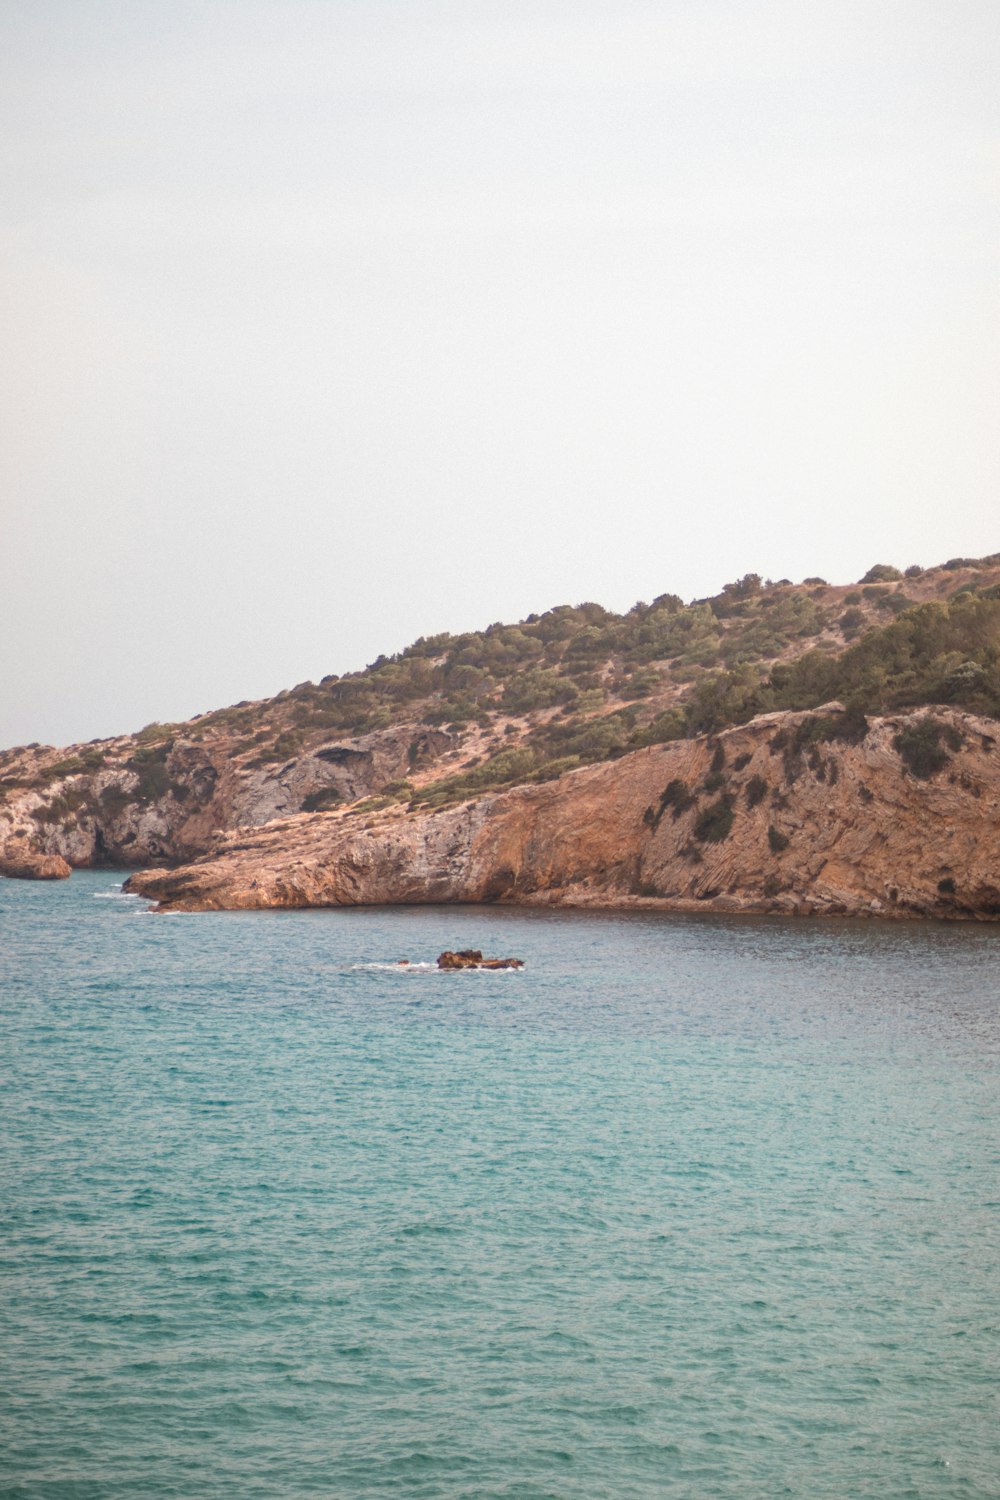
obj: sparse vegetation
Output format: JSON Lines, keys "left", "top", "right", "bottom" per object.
{"left": 746, "top": 774, "right": 768, "bottom": 807}
{"left": 98, "top": 783, "right": 137, "bottom": 819}
{"left": 693, "top": 798, "right": 734, "bottom": 843}
{"left": 648, "top": 779, "right": 697, "bottom": 830}
{"left": 4, "top": 554, "right": 1000, "bottom": 836}
{"left": 893, "top": 718, "right": 961, "bottom": 779}
{"left": 860, "top": 564, "right": 903, "bottom": 583}
{"left": 130, "top": 743, "right": 173, "bottom": 802}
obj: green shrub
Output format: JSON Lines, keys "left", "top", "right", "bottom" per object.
{"left": 648, "top": 778, "right": 696, "bottom": 830}
{"left": 693, "top": 798, "right": 734, "bottom": 843}
{"left": 746, "top": 774, "right": 768, "bottom": 807}
{"left": 129, "top": 742, "right": 173, "bottom": 802}
{"left": 529, "top": 755, "right": 582, "bottom": 783}
{"left": 410, "top": 746, "right": 540, "bottom": 807}
{"left": 136, "top": 760, "right": 169, "bottom": 801}
{"left": 700, "top": 743, "right": 727, "bottom": 791}
{"left": 501, "top": 669, "right": 575, "bottom": 714}
{"left": 135, "top": 722, "right": 175, "bottom": 745}
{"left": 132, "top": 741, "right": 173, "bottom": 763}
{"left": 41, "top": 757, "right": 87, "bottom": 781}
{"left": 99, "top": 783, "right": 136, "bottom": 818}
{"left": 33, "top": 785, "right": 87, "bottom": 823}
{"left": 860, "top": 564, "right": 902, "bottom": 583}
{"left": 768, "top": 825, "right": 790, "bottom": 852}
{"left": 839, "top": 607, "right": 866, "bottom": 639}
{"left": 685, "top": 665, "right": 765, "bottom": 735}
{"left": 628, "top": 708, "right": 685, "bottom": 748}
{"left": 893, "top": 718, "right": 955, "bottom": 778}
{"left": 620, "top": 666, "right": 662, "bottom": 699}
{"left": 252, "top": 730, "right": 304, "bottom": 765}
{"left": 721, "top": 573, "right": 762, "bottom": 600}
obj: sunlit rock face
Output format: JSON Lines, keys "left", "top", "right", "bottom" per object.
{"left": 5, "top": 558, "right": 1000, "bottom": 917}
{"left": 0, "top": 843, "right": 71, "bottom": 880}
{"left": 125, "top": 708, "right": 1000, "bottom": 921}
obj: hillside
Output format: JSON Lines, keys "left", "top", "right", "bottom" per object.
{"left": 125, "top": 704, "right": 1000, "bottom": 921}
{"left": 3, "top": 552, "right": 1000, "bottom": 917}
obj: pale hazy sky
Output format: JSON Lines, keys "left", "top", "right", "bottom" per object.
{"left": 2, "top": 1, "right": 997, "bottom": 747}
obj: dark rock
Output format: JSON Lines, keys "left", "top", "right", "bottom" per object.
{"left": 437, "top": 950, "right": 524, "bottom": 970}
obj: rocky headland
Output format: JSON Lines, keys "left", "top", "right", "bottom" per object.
{"left": 122, "top": 706, "right": 1000, "bottom": 919}
{"left": 3, "top": 555, "right": 1000, "bottom": 920}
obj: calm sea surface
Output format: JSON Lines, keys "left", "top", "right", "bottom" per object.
{"left": 2, "top": 871, "right": 998, "bottom": 1498}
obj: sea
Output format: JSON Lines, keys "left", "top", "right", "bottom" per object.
{"left": 2, "top": 870, "right": 998, "bottom": 1499}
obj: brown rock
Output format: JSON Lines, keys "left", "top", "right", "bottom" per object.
{"left": 437, "top": 950, "right": 524, "bottom": 970}
{"left": 123, "top": 708, "right": 1000, "bottom": 922}
{"left": 0, "top": 845, "right": 71, "bottom": 880}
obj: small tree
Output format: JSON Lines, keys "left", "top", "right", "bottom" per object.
{"left": 860, "top": 564, "right": 903, "bottom": 583}
{"left": 746, "top": 774, "right": 768, "bottom": 807}
{"left": 722, "top": 573, "right": 763, "bottom": 599}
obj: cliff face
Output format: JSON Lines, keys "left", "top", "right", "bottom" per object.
{"left": 6, "top": 557, "right": 1000, "bottom": 918}
{"left": 0, "top": 723, "right": 451, "bottom": 872}
{"left": 125, "top": 707, "right": 1000, "bottom": 920}
{"left": 6, "top": 556, "right": 999, "bottom": 882}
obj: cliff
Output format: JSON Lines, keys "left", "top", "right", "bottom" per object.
{"left": 4, "top": 554, "right": 1000, "bottom": 920}
{"left": 125, "top": 706, "right": 1000, "bottom": 919}
{"left": 0, "top": 721, "right": 454, "bottom": 873}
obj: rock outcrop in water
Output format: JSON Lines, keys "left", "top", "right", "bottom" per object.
{"left": 0, "top": 843, "right": 71, "bottom": 880}
{"left": 124, "top": 707, "right": 1000, "bottom": 920}
{"left": 437, "top": 951, "right": 525, "bottom": 970}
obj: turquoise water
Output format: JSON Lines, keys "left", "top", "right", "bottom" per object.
{"left": 2, "top": 872, "right": 999, "bottom": 1498}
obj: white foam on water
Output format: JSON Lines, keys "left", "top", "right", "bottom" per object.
{"left": 351, "top": 961, "right": 438, "bottom": 973}
{"left": 351, "top": 961, "right": 522, "bottom": 976}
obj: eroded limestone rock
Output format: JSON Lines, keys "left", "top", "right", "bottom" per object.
{"left": 124, "top": 708, "right": 1000, "bottom": 922}
{"left": 0, "top": 844, "right": 71, "bottom": 880}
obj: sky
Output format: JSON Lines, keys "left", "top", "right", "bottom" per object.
{"left": 1, "top": 0, "right": 998, "bottom": 748}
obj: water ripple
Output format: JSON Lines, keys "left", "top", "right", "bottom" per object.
{"left": 1, "top": 872, "right": 998, "bottom": 1497}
